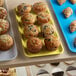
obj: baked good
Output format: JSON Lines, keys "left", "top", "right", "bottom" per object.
{"left": 0, "top": 7, "right": 7, "bottom": 19}
{"left": 51, "top": 68, "right": 64, "bottom": 76}
{"left": 0, "top": 34, "right": 14, "bottom": 51}
{"left": 57, "top": 0, "right": 66, "bottom": 5}
{"left": 27, "top": 37, "right": 42, "bottom": 53}
{"left": 24, "top": 24, "right": 39, "bottom": 38}
{"left": 74, "top": 38, "right": 76, "bottom": 47}
{"left": 63, "top": 7, "right": 73, "bottom": 18}
{"left": 37, "top": 12, "right": 50, "bottom": 24}
{"left": 17, "top": 3, "right": 31, "bottom": 16}
{"left": 0, "top": 68, "right": 16, "bottom": 76}
{"left": 70, "top": 20, "right": 76, "bottom": 32}
{"left": 41, "top": 23, "right": 54, "bottom": 37}
{"left": 44, "top": 35, "right": 60, "bottom": 51}
{"left": 70, "top": 0, "right": 76, "bottom": 4}
{"left": 21, "top": 13, "right": 36, "bottom": 25}
{"left": 0, "top": 0, "right": 4, "bottom": 7}
{"left": 32, "top": 2, "right": 47, "bottom": 14}
{"left": 0, "top": 19, "right": 9, "bottom": 35}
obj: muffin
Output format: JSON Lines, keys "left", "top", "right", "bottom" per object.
{"left": 24, "top": 24, "right": 39, "bottom": 38}
{"left": 70, "top": 0, "right": 76, "bottom": 4}
{"left": 0, "top": 34, "right": 13, "bottom": 51}
{"left": 17, "top": 3, "right": 31, "bottom": 16}
{"left": 0, "top": 0, "right": 4, "bottom": 7}
{"left": 63, "top": 7, "right": 73, "bottom": 18}
{"left": 70, "top": 20, "right": 76, "bottom": 32}
{"left": 32, "top": 2, "right": 47, "bottom": 14}
{"left": 21, "top": 13, "right": 36, "bottom": 25}
{"left": 41, "top": 23, "right": 54, "bottom": 37}
{"left": 57, "top": 0, "right": 66, "bottom": 5}
{"left": 0, "top": 7, "right": 7, "bottom": 19}
{"left": 0, "top": 19, "right": 9, "bottom": 35}
{"left": 37, "top": 12, "right": 50, "bottom": 24}
{"left": 27, "top": 37, "right": 42, "bottom": 53}
{"left": 44, "top": 35, "right": 60, "bottom": 51}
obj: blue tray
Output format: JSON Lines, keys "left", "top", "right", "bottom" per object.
{"left": 50, "top": 0, "right": 76, "bottom": 53}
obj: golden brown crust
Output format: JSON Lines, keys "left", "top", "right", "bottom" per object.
{"left": 21, "top": 13, "right": 36, "bottom": 25}
{"left": 44, "top": 35, "right": 60, "bottom": 51}
{"left": 0, "top": 19, "right": 9, "bottom": 35}
{"left": 0, "top": 34, "right": 14, "bottom": 51}
{"left": 27, "top": 37, "right": 42, "bottom": 53}
{"left": 32, "top": 2, "right": 47, "bottom": 14}
{"left": 17, "top": 3, "right": 31, "bottom": 16}
{"left": 37, "top": 12, "right": 50, "bottom": 24}
{"left": 24, "top": 24, "right": 39, "bottom": 38}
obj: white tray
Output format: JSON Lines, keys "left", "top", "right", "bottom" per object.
{"left": 0, "top": 0, "right": 18, "bottom": 61}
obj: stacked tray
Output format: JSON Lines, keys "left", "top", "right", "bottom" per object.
{"left": 15, "top": 1, "right": 63, "bottom": 57}
{"left": 50, "top": 0, "right": 76, "bottom": 53}
{"left": 0, "top": 0, "right": 18, "bottom": 61}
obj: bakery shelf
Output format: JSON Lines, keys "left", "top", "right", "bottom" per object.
{"left": 0, "top": 0, "right": 76, "bottom": 68}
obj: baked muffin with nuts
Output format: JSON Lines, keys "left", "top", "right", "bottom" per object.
{"left": 21, "top": 13, "right": 36, "bottom": 25}
{"left": 44, "top": 35, "right": 60, "bottom": 51}
{"left": 32, "top": 2, "right": 47, "bottom": 14}
{"left": 24, "top": 24, "right": 39, "bottom": 38}
{"left": 27, "top": 37, "right": 43, "bottom": 53}
{"left": 0, "top": 7, "right": 7, "bottom": 19}
{"left": 41, "top": 23, "right": 54, "bottom": 37}
{"left": 17, "top": 3, "right": 31, "bottom": 16}
{"left": 0, "top": 19, "right": 9, "bottom": 35}
{"left": 37, "top": 12, "right": 50, "bottom": 24}
{"left": 0, "top": 34, "right": 14, "bottom": 51}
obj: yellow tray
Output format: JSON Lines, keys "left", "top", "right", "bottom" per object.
{"left": 15, "top": 4, "right": 64, "bottom": 57}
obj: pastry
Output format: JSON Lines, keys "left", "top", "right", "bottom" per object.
{"left": 27, "top": 37, "right": 43, "bottom": 53}
{"left": 0, "top": 19, "right": 9, "bottom": 35}
{"left": 41, "top": 23, "right": 54, "bottom": 37}
{"left": 70, "top": 20, "right": 76, "bottom": 32}
{"left": 70, "top": 0, "right": 76, "bottom": 4}
{"left": 0, "top": 34, "right": 14, "bottom": 51}
{"left": 44, "top": 35, "right": 60, "bottom": 51}
{"left": 37, "top": 12, "right": 50, "bottom": 24}
{"left": 63, "top": 7, "right": 73, "bottom": 18}
{"left": 32, "top": 2, "right": 47, "bottom": 14}
{"left": 24, "top": 24, "right": 39, "bottom": 38}
{"left": 17, "top": 3, "right": 31, "bottom": 16}
{"left": 0, "top": 7, "right": 7, "bottom": 19}
{"left": 57, "top": 0, "right": 66, "bottom": 5}
{"left": 0, "top": 68, "right": 16, "bottom": 76}
{"left": 21, "top": 13, "right": 36, "bottom": 25}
